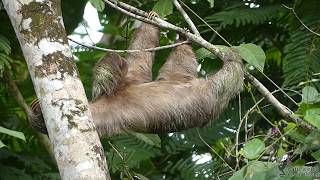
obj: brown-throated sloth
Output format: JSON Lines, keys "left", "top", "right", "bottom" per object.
{"left": 31, "top": 17, "right": 244, "bottom": 137}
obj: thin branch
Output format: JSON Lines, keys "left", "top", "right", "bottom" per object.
{"left": 81, "top": 22, "right": 95, "bottom": 45}
{"left": 172, "top": 0, "right": 200, "bottom": 36}
{"left": 235, "top": 94, "right": 241, "bottom": 170}
{"left": 4, "top": 71, "right": 34, "bottom": 119}
{"left": 258, "top": 68, "right": 298, "bottom": 106}
{"left": 178, "top": 0, "right": 232, "bottom": 47}
{"left": 68, "top": 38, "right": 189, "bottom": 53}
{"left": 173, "top": 2, "right": 299, "bottom": 111}
{"left": 173, "top": 1, "right": 307, "bottom": 127}
{"left": 104, "top": 0, "right": 226, "bottom": 60}
{"left": 282, "top": 4, "right": 320, "bottom": 37}
{"left": 196, "top": 129, "right": 235, "bottom": 172}
{"left": 245, "top": 72, "right": 313, "bottom": 129}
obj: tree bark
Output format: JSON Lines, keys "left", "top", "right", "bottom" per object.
{"left": 2, "top": 0, "right": 110, "bottom": 179}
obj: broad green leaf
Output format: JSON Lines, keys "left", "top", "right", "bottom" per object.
{"left": 311, "top": 150, "right": 320, "bottom": 161}
{"left": 240, "top": 138, "right": 265, "bottom": 159}
{"left": 89, "top": 0, "right": 105, "bottom": 12}
{"left": 277, "top": 146, "right": 286, "bottom": 158}
{"left": 207, "top": 0, "right": 214, "bottom": 8}
{"left": 297, "top": 130, "right": 320, "bottom": 153}
{"left": 304, "top": 108, "right": 320, "bottom": 129}
{"left": 302, "top": 86, "right": 320, "bottom": 104}
{"left": 0, "top": 140, "right": 5, "bottom": 148}
{"left": 229, "top": 161, "right": 278, "bottom": 180}
{"left": 283, "top": 123, "right": 306, "bottom": 143}
{"left": 0, "top": 126, "right": 26, "bottom": 141}
{"left": 235, "top": 43, "right": 266, "bottom": 71}
{"left": 153, "top": 0, "right": 173, "bottom": 17}
{"left": 132, "top": 133, "right": 161, "bottom": 147}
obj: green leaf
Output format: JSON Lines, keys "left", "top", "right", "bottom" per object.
{"left": 207, "top": 0, "right": 214, "bottom": 8}
{"left": 229, "top": 161, "right": 278, "bottom": 180}
{"left": 304, "top": 108, "right": 320, "bottom": 129}
{"left": 0, "top": 140, "right": 6, "bottom": 148}
{"left": 89, "top": 0, "right": 105, "bottom": 12}
{"left": 240, "top": 138, "right": 265, "bottom": 159}
{"left": 311, "top": 150, "right": 320, "bottom": 161}
{"left": 0, "top": 126, "right": 26, "bottom": 141}
{"left": 235, "top": 43, "right": 266, "bottom": 71}
{"left": 283, "top": 123, "right": 306, "bottom": 143}
{"left": 277, "top": 146, "right": 286, "bottom": 158}
{"left": 153, "top": 0, "right": 173, "bottom": 18}
{"left": 132, "top": 133, "right": 161, "bottom": 147}
{"left": 0, "top": 35, "right": 11, "bottom": 55}
{"left": 302, "top": 86, "right": 320, "bottom": 104}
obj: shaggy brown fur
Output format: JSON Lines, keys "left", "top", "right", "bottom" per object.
{"left": 31, "top": 20, "right": 244, "bottom": 137}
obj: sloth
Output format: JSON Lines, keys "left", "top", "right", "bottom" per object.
{"left": 31, "top": 14, "right": 244, "bottom": 137}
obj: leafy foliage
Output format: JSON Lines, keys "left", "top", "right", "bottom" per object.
{"left": 202, "top": 5, "right": 283, "bottom": 34}
{"left": 282, "top": 18, "right": 320, "bottom": 89}
{"left": 1, "top": 0, "right": 320, "bottom": 179}
{"left": 0, "top": 35, "right": 12, "bottom": 78}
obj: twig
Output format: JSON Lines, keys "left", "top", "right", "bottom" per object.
{"left": 68, "top": 38, "right": 189, "bottom": 53}
{"left": 179, "top": 1, "right": 297, "bottom": 107}
{"left": 282, "top": 4, "right": 320, "bottom": 37}
{"left": 108, "top": 141, "right": 124, "bottom": 160}
{"left": 178, "top": 0, "right": 232, "bottom": 47}
{"left": 245, "top": 72, "right": 313, "bottom": 129}
{"left": 257, "top": 69, "right": 298, "bottom": 106}
{"left": 172, "top": 0, "right": 200, "bottom": 36}
{"left": 81, "top": 22, "right": 95, "bottom": 45}
{"left": 235, "top": 94, "right": 241, "bottom": 169}
{"left": 196, "top": 129, "right": 235, "bottom": 172}
{"left": 104, "top": 0, "right": 227, "bottom": 60}
{"left": 4, "top": 71, "right": 34, "bottom": 119}
{"left": 108, "top": 141, "right": 134, "bottom": 179}
{"left": 104, "top": 0, "right": 313, "bottom": 130}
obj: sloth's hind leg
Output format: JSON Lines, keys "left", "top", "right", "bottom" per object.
{"left": 157, "top": 40, "right": 198, "bottom": 81}
{"left": 125, "top": 12, "right": 160, "bottom": 84}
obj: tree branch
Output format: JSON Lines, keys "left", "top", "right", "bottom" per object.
{"left": 4, "top": 71, "right": 34, "bottom": 119}
{"left": 104, "top": 0, "right": 313, "bottom": 129}
{"left": 245, "top": 72, "right": 313, "bottom": 129}
{"left": 69, "top": 38, "right": 189, "bottom": 53}
{"left": 172, "top": 0, "right": 200, "bottom": 36}
{"left": 104, "top": 0, "right": 227, "bottom": 60}
{"left": 282, "top": 4, "right": 320, "bottom": 37}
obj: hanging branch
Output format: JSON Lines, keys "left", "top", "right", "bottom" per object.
{"left": 103, "top": 0, "right": 313, "bottom": 130}
{"left": 282, "top": 4, "right": 320, "bottom": 37}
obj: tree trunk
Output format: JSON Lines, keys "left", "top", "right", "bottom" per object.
{"left": 2, "top": 0, "right": 110, "bottom": 179}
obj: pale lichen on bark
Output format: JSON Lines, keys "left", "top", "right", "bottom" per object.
{"left": 2, "top": 0, "right": 109, "bottom": 179}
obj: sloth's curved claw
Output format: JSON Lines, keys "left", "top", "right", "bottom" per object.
{"left": 147, "top": 11, "right": 159, "bottom": 20}
{"left": 30, "top": 98, "right": 48, "bottom": 135}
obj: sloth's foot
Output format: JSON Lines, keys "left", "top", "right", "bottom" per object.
{"left": 30, "top": 99, "right": 48, "bottom": 135}
{"left": 147, "top": 11, "right": 159, "bottom": 20}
